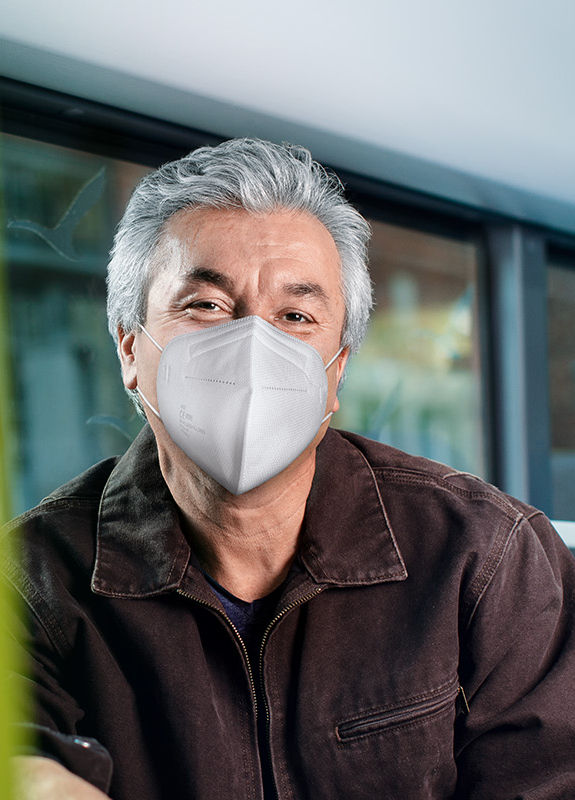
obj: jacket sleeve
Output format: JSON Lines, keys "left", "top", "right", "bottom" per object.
{"left": 454, "top": 511, "right": 575, "bottom": 798}
{"left": 1, "top": 568, "right": 113, "bottom": 794}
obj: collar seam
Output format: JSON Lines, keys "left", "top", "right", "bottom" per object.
{"left": 92, "top": 467, "right": 116, "bottom": 592}
{"left": 355, "top": 450, "right": 407, "bottom": 579}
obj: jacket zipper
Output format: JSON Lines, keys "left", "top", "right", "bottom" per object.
{"left": 257, "top": 587, "right": 326, "bottom": 800}
{"left": 176, "top": 589, "right": 259, "bottom": 713}
{"left": 337, "top": 679, "right": 460, "bottom": 741}
{"left": 458, "top": 683, "right": 470, "bottom": 714}
{"left": 258, "top": 587, "right": 325, "bottom": 728}
{"left": 179, "top": 585, "right": 325, "bottom": 800}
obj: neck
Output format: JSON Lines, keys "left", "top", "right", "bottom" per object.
{"left": 156, "top": 432, "right": 317, "bottom": 601}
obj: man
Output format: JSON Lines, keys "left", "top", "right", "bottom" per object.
{"left": 4, "top": 138, "right": 575, "bottom": 799}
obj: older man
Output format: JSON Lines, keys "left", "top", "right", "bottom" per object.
{"left": 5, "top": 139, "right": 575, "bottom": 800}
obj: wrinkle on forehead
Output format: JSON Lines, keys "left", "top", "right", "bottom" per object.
{"left": 148, "top": 206, "right": 345, "bottom": 314}
{"left": 169, "top": 205, "right": 337, "bottom": 253}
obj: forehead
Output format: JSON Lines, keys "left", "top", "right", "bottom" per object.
{"left": 158, "top": 206, "right": 342, "bottom": 285}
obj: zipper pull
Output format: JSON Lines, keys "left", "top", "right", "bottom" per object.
{"left": 457, "top": 684, "right": 470, "bottom": 715}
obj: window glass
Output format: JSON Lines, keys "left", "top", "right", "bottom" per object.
{"left": 548, "top": 258, "right": 575, "bottom": 522}
{"left": 1, "top": 133, "right": 149, "bottom": 515}
{"left": 1, "top": 133, "right": 488, "bottom": 516}
{"left": 334, "top": 219, "right": 486, "bottom": 477}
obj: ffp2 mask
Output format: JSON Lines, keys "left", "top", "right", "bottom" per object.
{"left": 137, "top": 315, "right": 342, "bottom": 494}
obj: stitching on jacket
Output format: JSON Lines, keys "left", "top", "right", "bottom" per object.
{"left": 442, "top": 471, "right": 482, "bottom": 480}
{"left": 337, "top": 675, "right": 459, "bottom": 724}
{"left": 90, "top": 583, "right": 178, "bottom": 599}
{"left": 369, "top": 464, "right": 532, "bottom": 633}
{"left": 93, "top": 468, "right": 116, "bottom": 593}
{"left": 335, "top": 676, "right": 459, "bottom": 744}
{"left": 2, "top": 563, "right": 71, "bottom": 658}
{"left": 165, "top": 537, "right": 190, "bottom": 585}
{"left": 354, "top": 451, "right": 408, "bottom": 576}
{"left": 335, "top": 700, "right": 455, "bottom": 746}
{"left": 0, "top": 498, "right": 99, "bottom": 538}
{"left": 462, "top": 515, "right": 523, "bottom": 632}
{"left": 372, "top": 467, "right": 521, "bottom": 520}
{"left": 301, "top": 546, "right": 328, "bottom": 581}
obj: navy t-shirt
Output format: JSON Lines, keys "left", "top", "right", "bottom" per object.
{"left": 203, "top": 572, "right": 284, "bottom": 663}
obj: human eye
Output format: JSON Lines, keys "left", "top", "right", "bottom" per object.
{"left": 181, "top": 297, "right": 232, "bottom": 322}
{"left": 190, "top": 300, "right": 222, "bottom": 311}
{"left": 281, "top": 310, "right": 313, "bottom": 324}
{"left": 274, "top": 310, "right": 316, "bottom": 336}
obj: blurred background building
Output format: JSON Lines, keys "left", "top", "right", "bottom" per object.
{"left": 0, "top": 0, "right": 574, "bottom": 546}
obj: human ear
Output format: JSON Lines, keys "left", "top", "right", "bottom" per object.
{"left": 117, "top": 326, "right": 138, "bottom": 390}
{"left": 335, "top": 347, "right": 350, "bottom": 387}
{"left": 331, "top": 347, "right": 350, "bottom": 414}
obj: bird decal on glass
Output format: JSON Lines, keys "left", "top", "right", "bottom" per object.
{"left": 8, "top": 166, "right": 106, "bottom": 261}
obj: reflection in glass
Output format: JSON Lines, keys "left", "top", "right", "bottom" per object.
{"left": 334, "top": 220, "right": 485, "bottom": 477}
{"left": 1, "top": 133, "right": 148, "bottom": 514}
{"left": 548, "top": 260, "right": 575, "bottom": 520}
{"left": 2, "top": 134, "right": 488, "bottom": 513}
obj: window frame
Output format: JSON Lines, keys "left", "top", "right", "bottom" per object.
{"left": 3, "top": 75, "right": 575, "bottom": 516}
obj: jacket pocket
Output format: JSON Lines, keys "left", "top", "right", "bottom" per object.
{"left": 336, "top": 677, "right": 460, "bottom": 743}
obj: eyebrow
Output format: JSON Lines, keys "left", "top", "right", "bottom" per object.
{"left": 179, "top": 267, "right": 235, "bottom": 293}
{"left": 283, "top": 281, "right": 329, "bottom": 304}
{"left": 179, "top": 268, "right": 329, "bottom": 305}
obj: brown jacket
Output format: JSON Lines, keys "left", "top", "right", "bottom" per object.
{"left": 3, "top": 426, "right": 575, "bottom": 799}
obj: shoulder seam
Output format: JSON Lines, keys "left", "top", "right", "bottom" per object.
{"left": 2, "top": 497, "right": 101, "bottom": 534}
{"left": 372, "top": 466, "right": 520, "bottom": 521}
{"left": 462, "top": 514, "right": 525, "bottom": 632}
{"left": 2, "top": 561, "right": 72, "bottom": 658}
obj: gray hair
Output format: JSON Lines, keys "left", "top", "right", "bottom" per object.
{"left": 107, "top": 138, "right": 373, "bottom": 353}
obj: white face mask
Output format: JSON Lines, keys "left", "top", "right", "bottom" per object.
{"left": 137, "top": 315, "right": 343, "bottom": 495}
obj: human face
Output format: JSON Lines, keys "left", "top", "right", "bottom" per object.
{"left": 118, "top": 206, "right": 349, "bottom": 476}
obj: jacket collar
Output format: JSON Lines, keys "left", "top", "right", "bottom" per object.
{"left": 92, "top": 426, "right": 407, "bottom": 598}
{"left": 299, "top": 429, "right": 407, "bottom": 585}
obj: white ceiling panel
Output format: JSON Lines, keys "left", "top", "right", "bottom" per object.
{"left": 1, "top": 0, "right": 574, "bottom": 209}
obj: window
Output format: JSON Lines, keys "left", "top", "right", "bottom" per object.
{"left": 334, "top": 219, "right": 486, "bottom": 477}
{"left": 3, "top": 80, "right": 575, "bottom": 543}
{"left": 548, "top": 255, "right": 575, "bottom": 522}
{"left": 2, "top": 129, "right": 489, "bottom": 517}
{"left": 2, "top": 132, "right": 149, "bottom": 515}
